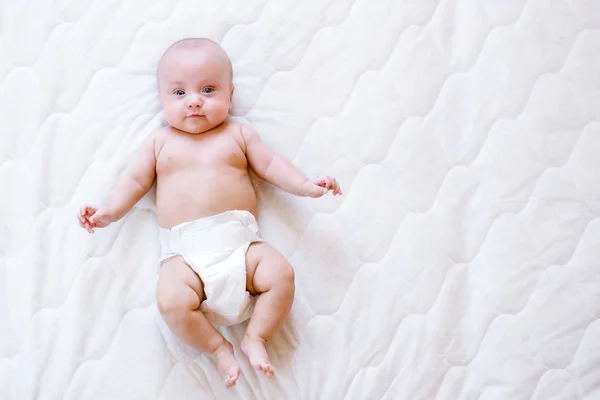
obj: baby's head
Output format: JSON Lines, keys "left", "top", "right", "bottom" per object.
{"left": 157, "top": 38, "right": 234, "bottom": 134}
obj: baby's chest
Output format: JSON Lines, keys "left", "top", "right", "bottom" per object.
{"left": 156, "top": 136, "right": 247, "bottom": 173}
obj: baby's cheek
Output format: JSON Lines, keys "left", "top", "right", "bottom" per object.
{"left": 164, "top": 108, "right": 182, "bottom": 128}
{"left": 169, "top": 104, "right": 183, "bottom": 118}
{"left": 216, "top": 100, "right": 231, "bottom": 117}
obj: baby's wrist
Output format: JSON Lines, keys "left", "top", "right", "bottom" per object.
{"left": 299, "top": 179, "right": 312, "bottom": 197}
{"left": 102, "top": 205, "right": 120, "bottom": 221}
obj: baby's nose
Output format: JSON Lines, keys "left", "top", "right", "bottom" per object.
{"left": 187, "top": 95, "right": 203, "bottom": 107}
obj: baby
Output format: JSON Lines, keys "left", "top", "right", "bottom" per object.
{"left": 77, "top": 38, "right": 341, "bottom": 387}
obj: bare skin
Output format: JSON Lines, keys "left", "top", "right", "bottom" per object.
{"left": 77, "top": 38, "right": 341, "bottom": 387}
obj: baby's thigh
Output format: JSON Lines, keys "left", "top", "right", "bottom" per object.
{"left": 157, "top": 256, "right": 205, "bottom": 311}
{"left": 245, "top": 242, "right": 294, "bottom": 295}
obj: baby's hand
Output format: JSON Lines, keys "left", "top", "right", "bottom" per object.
{"left": 77, "top": 205, "right": 115, "bottom": 234}
{"left": 302, "top": 176, "right": 343, "bottom": 198}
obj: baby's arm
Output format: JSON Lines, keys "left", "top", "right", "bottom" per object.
{"left": 78, "top": 134, "right": 157, "bottom": 233}
{"left": 241, "top": 125, "right": 342, "bottom": 197}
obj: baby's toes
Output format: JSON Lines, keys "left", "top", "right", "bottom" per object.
{"left": 223, "top": 370, "right": 239, "bottom": 387}
{"left": 223, "top": 378, "right": 236, "bottom": 388}
{"left": 260, "top": 363, "right": 274, "bottom": 378}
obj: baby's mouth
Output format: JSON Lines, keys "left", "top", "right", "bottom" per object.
{"left": 187, "top": 114, "right": 205, "bottom": 118}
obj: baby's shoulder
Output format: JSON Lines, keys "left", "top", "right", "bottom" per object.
{"left": 147, "top": 126, "right": 173, "bottom": 157}
{"left": 222, "top": 120, "right": 248, "bottom": 135}
{"left": 153, "top": 126, "right": 173, "bottom": 140}
{"left": 153, "top": 125, "right": 183, "bottom": 145}
{"left": 225, "top": 120, "right": 260, "bottom": 142}
{"left": 222, "top": 120, "right": 255, "bottom": 149}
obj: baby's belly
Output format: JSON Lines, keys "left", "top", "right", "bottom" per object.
{"left": 156, "top": 173, "right": 258, "bottom": 229}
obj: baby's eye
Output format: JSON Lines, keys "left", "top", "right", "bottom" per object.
{"left": 202, "top": 87, "right": 215, "bottom": 94}
{"left": 173, "top": 89, "right": 185, "bottom": 96}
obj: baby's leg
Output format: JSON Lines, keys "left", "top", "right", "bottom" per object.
{"left": 242, "top": 243, "right": 295, "bottom": 377}
{"left": 157, "top": 256, "right": 240, "bottom": 387}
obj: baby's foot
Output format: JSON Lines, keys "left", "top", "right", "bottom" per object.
{"left": 241, "top": 336, "right": 274, "bottom": 378}
{"left": 213, "top": 342, "right": 240, "bottom": 387}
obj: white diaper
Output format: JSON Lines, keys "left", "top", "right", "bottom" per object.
{"left": 158, "top": 210, "right": 262, "bottom": 327}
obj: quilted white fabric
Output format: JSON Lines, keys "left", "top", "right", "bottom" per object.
{"left": 1, "top": 0, "right": 599, "bottom": 399}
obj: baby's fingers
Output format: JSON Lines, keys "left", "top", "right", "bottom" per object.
{"left": 78, "top": 207, "right": 97, "bottom": 234}
{"left": 77, "top": 212, "right": 90, "bottom": 226}
{"left": 77, "top": 216, "right": 95, "bottom": 234}
{"left": 311, "top": 184, "right": 327, "bottom": 198}
{"left": 321, "top": 176, "right": 343, "bottom": 196}
{"left": 325, "top": 176, "right": 336, "bottom": 188}
{"left": 316, "top": 177, "right": 333, "bottom": 189}
{"left": 325, "top": 177, "right": 339, "bottom": 195}
{"left": 81, "top": 205, "right": 97, "bottom": 217}
{"left": 332, "top": 181, "right": 342, "bottom": 196}
{"left": 85, "top": 223, "right": 95, "bottom": 234}
{"left": 335, "top": 180, "right": 343, "bottom": 196}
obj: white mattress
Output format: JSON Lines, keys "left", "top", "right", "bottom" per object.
{"left": 1, "top": 0, "right": 599, "bottom": 399}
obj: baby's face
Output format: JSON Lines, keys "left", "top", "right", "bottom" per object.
{"left": 158, "top": 47, "right": 233, "bottom": 134}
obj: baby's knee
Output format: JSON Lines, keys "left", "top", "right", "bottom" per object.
{"left": 157, "top": 289, "right": 198, "bottom": 325}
